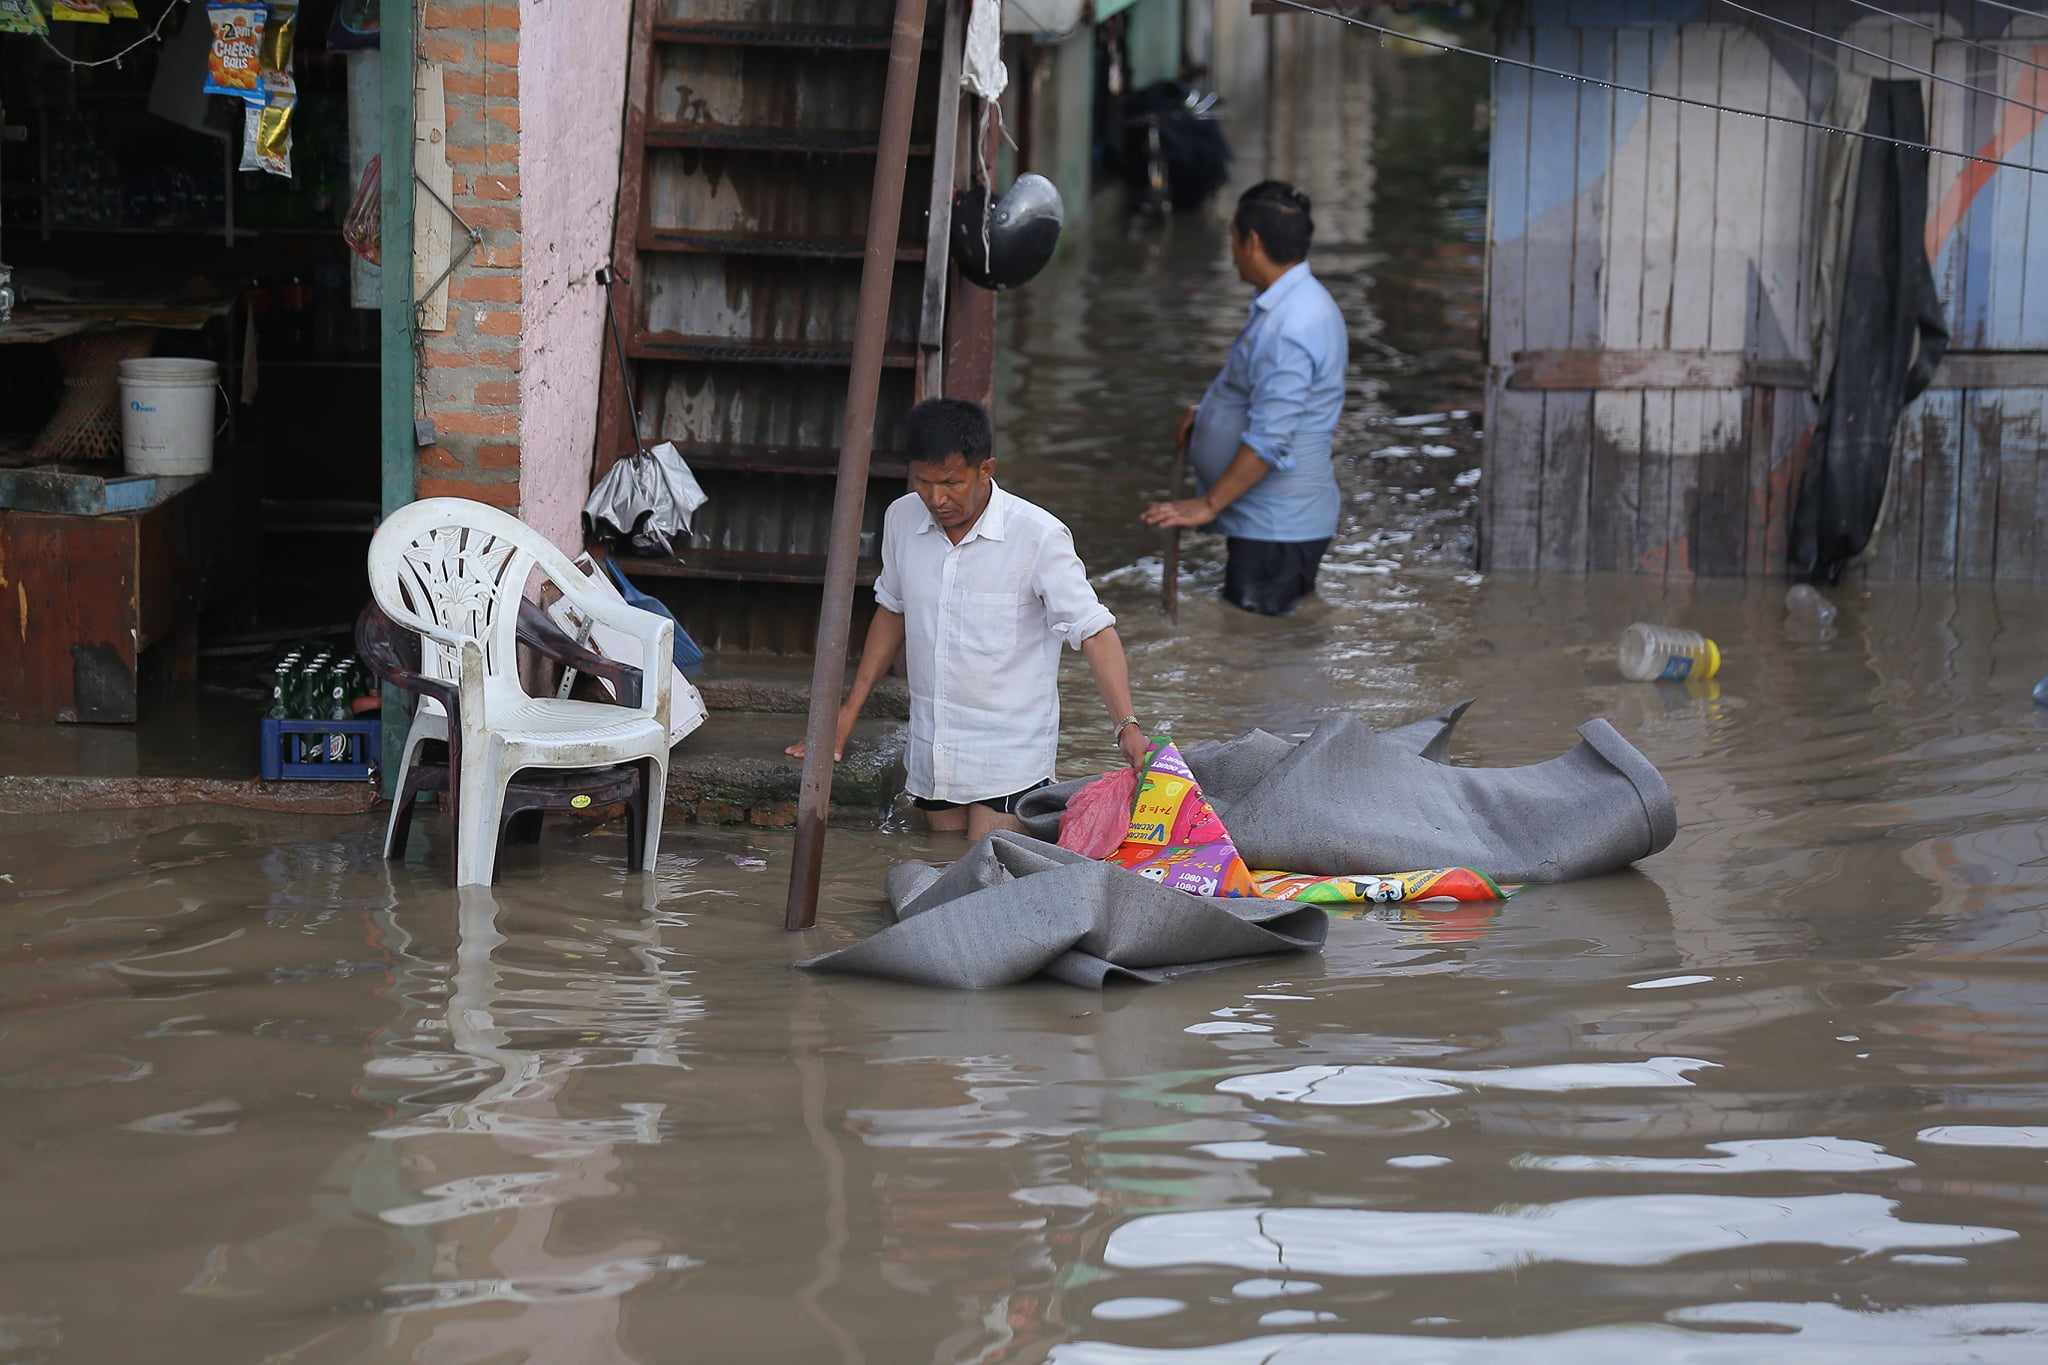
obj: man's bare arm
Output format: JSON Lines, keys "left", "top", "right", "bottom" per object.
{"left": 1080, "top": 626, "right": 1148, "bottom": 767}
{"left": 786, "top": 607, "right": 905, "bottom": 761}
{"left": 1141, "top": 443, "right": 1270, "bottom": 528}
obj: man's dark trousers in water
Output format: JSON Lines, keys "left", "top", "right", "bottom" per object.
{"left": 1143, "top": 181, "right": 1348, "bottom": 617}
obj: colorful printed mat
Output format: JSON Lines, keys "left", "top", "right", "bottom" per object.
{"left": 1103, "top": 741, "right": 1258, "bottom": 897}
{"left": 1103, "top": 740, "right": 1512, "bottom": 906}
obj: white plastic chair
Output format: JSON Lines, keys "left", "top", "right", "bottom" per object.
{"left": 367, "top": 498, "right": 674, "bottom": 886}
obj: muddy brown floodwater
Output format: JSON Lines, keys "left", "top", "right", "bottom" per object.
{"left": 8, "top": 38, "right": 2048, "bottom": 1365}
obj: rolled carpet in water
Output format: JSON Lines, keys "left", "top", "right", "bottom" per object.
{"left": 797, "top": 703, "right": 1677, "bottom": 989}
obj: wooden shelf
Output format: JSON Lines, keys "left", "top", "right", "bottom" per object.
{"left": 645, "top": 125, "right": 935, "bottom": 157}
{"left": 626, "top": 333, "right": 919, "bottom": 369}
{"left": 668, "top": 442, "right": 908, "bottom": 480}
{"left": 615, "top": 549, "right": 883, "bottom": 586}
{"left": 653, "top": 21, "right": 897, "bottom": 50}
{"left": 637, "top": 227, "right": 925, "bottom": 263}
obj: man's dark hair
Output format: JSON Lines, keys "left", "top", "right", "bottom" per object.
{"left": 1233, "top": 181, "right": 1313, "bottom": 265}
{"left": 903, "top": 398, "right": 994, "bottom": 467}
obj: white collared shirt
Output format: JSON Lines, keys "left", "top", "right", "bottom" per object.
{"left": 873, "top": 483, "right": 1116, "bottom": 804}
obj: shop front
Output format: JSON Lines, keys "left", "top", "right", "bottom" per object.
{"left": 0, "top": 0, "right": 404, "bottom": 739}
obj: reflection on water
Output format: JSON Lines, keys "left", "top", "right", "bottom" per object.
{"left": 6, "top": 28, "right": 2048, "bottom": 1365}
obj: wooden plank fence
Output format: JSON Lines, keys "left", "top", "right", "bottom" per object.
{"left": 1483, "top": 0, "right": 2048, "bottom": 582}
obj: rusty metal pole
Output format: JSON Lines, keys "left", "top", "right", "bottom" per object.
{"left": 1163, "top": 433, "right": 1187, "bottom": 623}
{"left": 786, "top": 0, "right": 934, "bottom": 931}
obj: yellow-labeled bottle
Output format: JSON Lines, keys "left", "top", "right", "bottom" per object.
{"left": 1618, "top": 623, "right": 1721, "bottom": 683}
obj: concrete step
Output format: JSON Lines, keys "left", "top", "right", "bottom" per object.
{"left": 692, "top": 660, "right": 910, "bottom": 720}
{"left": 667, "top": 709, "right": 906, "bottom": 828}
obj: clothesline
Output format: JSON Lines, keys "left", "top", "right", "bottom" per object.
{"left": 1261, "top": 0, "right": 2048, "bottom": 180}
{"left": 36, "top": 0, "right": 192, "bottom": 71}
{"left": 1716, "top": 0, "right": 2048, "bottom": 123}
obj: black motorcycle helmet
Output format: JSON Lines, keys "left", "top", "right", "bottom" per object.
{"left": 951, "top": 174, "right": 1064, "bottom": 291}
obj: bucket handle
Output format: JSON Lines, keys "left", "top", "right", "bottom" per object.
{"left": 214, "top": 383, "right": 231, "bottom": 437}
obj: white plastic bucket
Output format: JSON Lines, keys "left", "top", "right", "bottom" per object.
{"left": 119, "top": 358, "right": 221, "bottom": 477}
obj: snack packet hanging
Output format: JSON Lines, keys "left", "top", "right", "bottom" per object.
{"left": 259, "top": 2, "right": 297, "bottom": 100}
{"left": 51, "top": 2, "right": 112, "bottom": 22}
{"left": 240, "top": 93, "right": 294, "bottom": 179}
{"left": 241, "top": 92, "right": 294, "bottom": 178}
{"left": 0, "top": 0, "right": 49, "bottom": 36}
{"left": 110, "top": 1, "right": 142, "bottom": 18}
{"left": 206, "top": 3, "right": 268, "bottom": 104}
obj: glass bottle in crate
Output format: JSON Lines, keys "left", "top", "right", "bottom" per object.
{"left": 298, "top": 656, "right": 331, "bottom": 762}
{"left": 325, "top": 662, "right": 355, "bottom": 763}
{"left": 266, "top": 652, "right": 298, "bottom": 721}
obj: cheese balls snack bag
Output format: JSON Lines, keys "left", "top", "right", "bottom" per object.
{"left": 206, "top": 3, "right": 267, "bottom": 104}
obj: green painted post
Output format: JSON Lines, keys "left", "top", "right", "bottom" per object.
{"left": 379, "top": 0, "right": 415, "bottom": 798}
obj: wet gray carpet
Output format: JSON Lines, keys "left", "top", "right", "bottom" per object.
{"left": 799, "top": 703, "right": 1676, "bottom": 989}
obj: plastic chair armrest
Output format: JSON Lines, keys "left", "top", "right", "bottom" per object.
{"left": 516, "top": 599, "right": 644, "bottom": 709}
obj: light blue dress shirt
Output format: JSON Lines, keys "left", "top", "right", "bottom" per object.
{"left": 1187, "top": 261, "right": 1348, "bottom": 542}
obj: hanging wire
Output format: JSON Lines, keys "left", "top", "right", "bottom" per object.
{"left": 1848, "top": 0, "right": 2048, "bottom": 79}
{"left": 1258, "top": 0, "right": 2048, "bottom": 179}
{"left": 1973, "top": 0, "right": 2048, "bottom": 22}
{"left": 1715, "top": 0, "right": 2048, "bottom": 120}
{"left": 36, "top": 0, "right": 192, "bottom": 71}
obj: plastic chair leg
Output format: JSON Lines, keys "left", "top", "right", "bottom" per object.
{"left": 455, "top": 749, "right": 507, "bottom": 888}
{"left": 624, "top": 778, "right": 646, "bottom": 871}
{"left": 637, "top": 755, "right": 667, "bottom": 874}
{"left": 385, "top": 733, "right": 429, "bottom": 861}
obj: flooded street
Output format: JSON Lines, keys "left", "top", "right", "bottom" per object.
{"left": 9, "top": 36, "right": 2048, "bottom": 1365}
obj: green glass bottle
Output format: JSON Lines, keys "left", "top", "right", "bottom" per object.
{"left": 266, "top": 653, "right": 296, "bottom": 721}
{"left": 298, "top": 656, "right": 330, "bottom": 761}
{"left": 325, "top": 661, "right": 353, "bottom": 763}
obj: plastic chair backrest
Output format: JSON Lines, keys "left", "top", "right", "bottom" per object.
{"left": 368, "top": 498, "right": 572, "bottom": 689}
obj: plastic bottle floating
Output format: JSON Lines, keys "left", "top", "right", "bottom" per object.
{"left": 1618, "top": 624, "right": 1721, "bottom": 683}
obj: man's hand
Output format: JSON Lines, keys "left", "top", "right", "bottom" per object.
{"left": 784, "top": 739, "right": 840, "bottom": 762}
{"left": 1174, "top": 404, "right": 1198, "bottom": 451}
{"left": 785, "top": 706, "right": 856, "bottom": 763}
{"left": 1118, "top": 723, "right": 1150, "bottom": 770}
{"left": 1142, "top": 497, "right": 1217, "bottom": 529}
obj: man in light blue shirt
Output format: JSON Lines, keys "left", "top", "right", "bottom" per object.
{"left": 1143, "top": 181, "right": 1348, "bottom": 615}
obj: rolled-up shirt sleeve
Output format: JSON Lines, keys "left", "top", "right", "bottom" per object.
{"left": 1034, "top": 527, "right": 1115, "bottom": 650}
{"left": 1241, "top": 332, "right": 1316, "bottom": 471}
{"left": 872, "top": 515, "right": 904, "bottom": 614}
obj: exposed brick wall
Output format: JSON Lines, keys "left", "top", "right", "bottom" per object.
{"left": 415, "top": 0, "right": 526, "bottom": 514}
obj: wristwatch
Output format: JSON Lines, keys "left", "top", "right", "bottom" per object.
{"left": 1112, "top": 715, "right": 1142, "bottom": 740}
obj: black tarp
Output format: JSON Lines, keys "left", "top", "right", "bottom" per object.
{"left": 1793, "top": 79, "right": 1949, "bottom": 583}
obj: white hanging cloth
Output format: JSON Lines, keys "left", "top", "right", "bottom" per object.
{"left": 963, "top": 0, "right": 1007, "bottom": 103}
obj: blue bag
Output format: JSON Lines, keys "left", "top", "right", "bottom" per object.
{"left": 602, "top": 559, "right": 705, "bottom": 677}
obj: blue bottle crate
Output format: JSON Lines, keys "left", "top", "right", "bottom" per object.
{"left": 261, "top": 717, "right": 382, "bottom": 782}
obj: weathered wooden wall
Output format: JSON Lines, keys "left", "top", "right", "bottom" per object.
{"left": 1486, "top": 0, "right": 2048, "bottom": 582}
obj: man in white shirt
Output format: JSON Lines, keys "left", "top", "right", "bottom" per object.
{"left": 787, "top": 399, "right": 1148, "bottom": 839}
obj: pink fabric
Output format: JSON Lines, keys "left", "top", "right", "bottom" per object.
{"left": 1056, "top": 768, "right": 1139, "bottom": 859}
